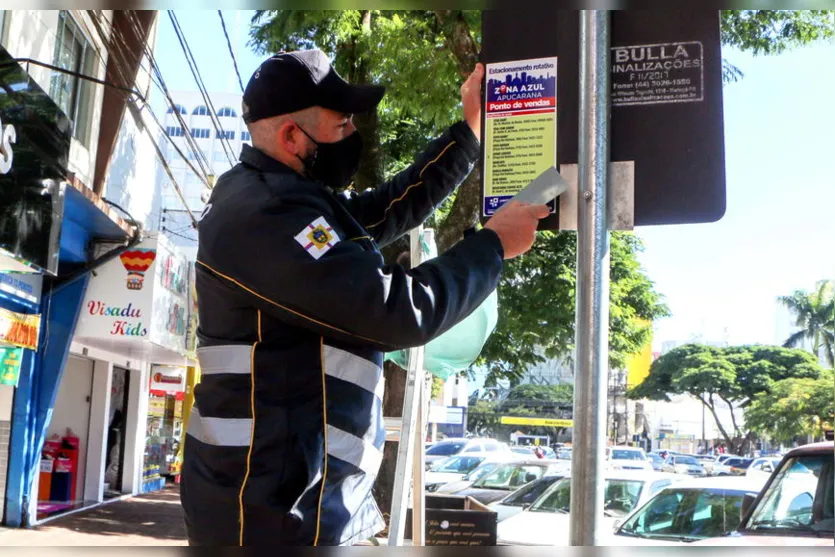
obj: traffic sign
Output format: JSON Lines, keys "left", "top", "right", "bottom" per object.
{"left": 481, "top": 10, "right": 726, "bottom": 229}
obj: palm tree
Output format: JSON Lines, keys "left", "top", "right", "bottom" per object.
{"left": 779, "top": 280, "right": 835, "bottom": 367}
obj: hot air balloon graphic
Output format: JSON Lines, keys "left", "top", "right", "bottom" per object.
{"left": 120, "top": 249, "right": 157, "bottom": 290}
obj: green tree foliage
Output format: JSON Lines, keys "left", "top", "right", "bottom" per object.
{"left": 779, "top": 280, "right": 834, "bottom": 367}
{"left": 629, "top": 344, "right": 826, "bottom": 452}
{"left": 745, "top": 369, "right": 835, "bottom": 443}
{"left": 467, "top": 383, "right": 573, "bottom": 440}
{"left": 720, "top": 10, "right": 834, "bottom": 83}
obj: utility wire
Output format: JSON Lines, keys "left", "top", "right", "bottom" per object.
{"left": 168, "top": 11, "right": 237, "bottom": 166}
{"left": 86, "top": 11, "right": 198, "bottom": 228}
{"left": 218, "top": 10, "right": 245, "bottom": 94}
{"left": 87, "top": 11, "right": 214, "bottom": 188}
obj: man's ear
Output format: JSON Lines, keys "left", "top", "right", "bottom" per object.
{"left": 277, "top": 120, "right": 303, "bottom": 156}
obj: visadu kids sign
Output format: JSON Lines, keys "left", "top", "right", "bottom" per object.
{"left": 74, "top": 233, "right": 193, "bottom": 360}
{"left": 74, "top": 237, "right": 158, "bottom": 341}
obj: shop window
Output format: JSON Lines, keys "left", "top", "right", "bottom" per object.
{"left": 49, "top": 11, "right": 96, "bottom": 147}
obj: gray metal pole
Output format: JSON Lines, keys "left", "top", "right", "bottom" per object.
{"left": 569, "top": 9, "right": 611, "bottom": 547}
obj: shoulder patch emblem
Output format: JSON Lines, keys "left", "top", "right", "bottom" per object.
{"left": 294, "top": 217, "right": 340, "bottom": 260}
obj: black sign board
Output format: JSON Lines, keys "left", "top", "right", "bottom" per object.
{"left": 404, "top": 494, "right": 498, "bottom": 546}
{"left": 481, "top": 10, "right": 726, "bottom": 228}
{"left": 0, "top": 46, "right": 71, "bottom": 275}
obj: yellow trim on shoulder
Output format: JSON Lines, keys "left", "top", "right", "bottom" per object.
{"left": 313, "top": 336, "right": 329, "bottom": 546}
{"left": 196, "top": 260, "right": 383, "bottom": 346}
{"left": 365, "top": 140, "right": 457, "bottom": 230}
{"left": 347, "top": 235, "right": 373, "bottom": 243}
{"left": 238, "top": 310, "right": 261, "bottom": 546}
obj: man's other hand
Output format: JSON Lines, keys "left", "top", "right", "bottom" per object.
{"left": 484, "top": 201, "right": 550, "bottom": 259}
{"left": 461, "top": 63, "right": 484, "bottom": 141}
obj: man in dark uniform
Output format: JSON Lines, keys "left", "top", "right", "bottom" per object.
{"left": 181, "top": 49, "right": 548, "bottom": 546}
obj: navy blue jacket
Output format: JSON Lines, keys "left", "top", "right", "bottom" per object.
{"left": 181, "top": 121, "right": 504, "bottom": 546}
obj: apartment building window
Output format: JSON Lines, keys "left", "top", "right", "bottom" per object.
{"left": 165, "top": 126, "right": 184, "bottom": 137}
{"left": 241, "top": 131, "right": 251, "bottom": 142}
{"left": 50, "top": 11, "right": 96, "bottom": 146}
{"left": 216, "top": 130, "right": 235, "bottom": 140}
{"left": 168, "top": 104, "right": 187, "bottom": 115}
{"left": 192, "top": 106, "right": 208, "bottom": 116}
{"left": 190, "top": 128, "right": 210, "bottom": 139}
{"left": 217, "top": 107, "right": 237, "bottom": 117}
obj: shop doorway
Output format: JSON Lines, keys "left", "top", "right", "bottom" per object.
{"left": 103, "top": 366, "right": 130, "bottom": 499}
{"left": 40, "top": 356, "right": 94, "bottom": 520}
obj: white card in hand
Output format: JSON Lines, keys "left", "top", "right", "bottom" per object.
{"left": 511, "top": 166, "right": 569, "bottom": 206}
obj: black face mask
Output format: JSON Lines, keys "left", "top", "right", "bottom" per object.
{"left": 296, "top": 125, "right": 363, "bottom": 189}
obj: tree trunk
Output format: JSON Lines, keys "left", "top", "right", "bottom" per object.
{"left": 350, "top": 11, "right": 384, "bottom": 191}
{"left": 436, "top": 168, "right": 482, "bottom": 252}
{"left": 701, "top": 394, "right": 735, "bottom": 451}
{"left": 373, "top": 361, "right": 407, "bottom": 529}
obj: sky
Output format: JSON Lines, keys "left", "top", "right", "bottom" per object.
{"left": 150, "top": 11, "right": 835, "bottom": 354}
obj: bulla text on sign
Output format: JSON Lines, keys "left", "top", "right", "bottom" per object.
{"left": 612, "top": 42, "right": 702, "bottom": 73}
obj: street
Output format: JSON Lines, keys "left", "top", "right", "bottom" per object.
{"left": 0, "top": 486, "right": 187, "bottom": 546}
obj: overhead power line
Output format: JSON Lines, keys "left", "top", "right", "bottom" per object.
{"left": 87, "top": 11, "right": 214, "bottom": 189}
{"left": 218, "top": 10, "right": 245, "bottom": 94}
{"left": 85, "top": 11, "right": 198, "bottom": 228}
{"left": 168, "top": 11, "right": 237, "bottom": 166}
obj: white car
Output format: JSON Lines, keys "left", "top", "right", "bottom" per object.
{"left": 424, "top": 437, "right": 510, "bottom": 469}
{"left": 496, "top": 471, "right": 682, "bottom": 545}
{"left": 745, "top": 457, "right": 782, "bottom": 481}
{"left": 424, "top": 454, "right": 517, "bottom": 493}
{"left": 613, "top": 476, "right": 767, "bottom": 545}
{"left": 606, "top": 446, "right": 654, "bottom": 472}
{"left": 488, "top": 474, "right": 567, "bottom": 523}
{"left": 712, "top": 456, "right": 749, "bottom": 477}
{"left": 434, "top": 460, "right": 506, "bottom": 495}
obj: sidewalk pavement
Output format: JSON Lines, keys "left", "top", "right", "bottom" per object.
{"left": 0, "top": 485, "right": 187, "bottom": 546}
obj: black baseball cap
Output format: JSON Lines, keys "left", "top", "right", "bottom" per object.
{"left": 242, "top": 49, "right": 386, "bottom": 123}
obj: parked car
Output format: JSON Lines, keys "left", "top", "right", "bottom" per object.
{"left": 434, "top": 460, "right": 505, "bottom": 495}
{"left": 425, "top": 455, "right": 497, "bottom": 493}
{"left": 613, "top": 476, "right": 767, "bottom": 545}
{"left": 745, "top": 457, "right": 782, "bottom": 482}
{"left": 692, "top": 434, "right": 834, "bottom": 546}
{"left": 556, "top": 448, "right": 572, "bottom": 460}
{"left": 496, "top": 471, "right": 681, "bottom": 545}
{"left": 647, "top": 453, "right": 665, "bottom": 471}
{"left": 511, "top": 445, "right": 557, "bottom": 459}
{"left": 424, "top": 437, "right": 510, "bottom": 469}
{"left": 606, "top": 446, "right": 654, "bottom": 472}
{"left": 662, "top": 454, "right": 706, "bottom": 476}
{"left": 703, "top": 454, "right": 739, "bottom": 476}
{"left": 712, "top": 456, "right": 748, "bottom": 476}
{"left": 487, "top": 474, "right": 568, "bottom": 523}
{"left": 729, "top": 459, "right": 754, "bottom": 476}
{"left": 455, "top": 459, "right": 571, "bottom": 505}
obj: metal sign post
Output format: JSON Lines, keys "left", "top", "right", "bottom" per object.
{"left": 387, "top": 226, "right": 428, "bottom": 546}
{"left": 569, "top": 10, "right": 611, "bottom": 547}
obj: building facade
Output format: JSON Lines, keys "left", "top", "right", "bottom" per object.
{"left": 0, "top": 10, "right": 200, "bottom": 528}
{"left": 153, "top": 90, "right": 247, "bottom": 261}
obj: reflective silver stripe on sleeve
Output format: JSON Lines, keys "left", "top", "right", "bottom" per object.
{"left": 197, "top": 344, "right": 252, "bottom": 375}
{"left": 187, "top": 407, "right": 252, "bottom": 447}
{"left": 323, "top": 345, "right": 384, "bottom": 400}
{"left": 326, "top": 424, "right": 383, "bottom": 476}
